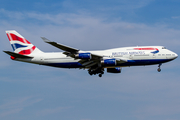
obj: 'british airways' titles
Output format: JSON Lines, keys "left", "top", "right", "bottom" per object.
{"left": 112, "top": 51, "right": 145, "bottom": 56}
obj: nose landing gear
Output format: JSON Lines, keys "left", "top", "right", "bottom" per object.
{"left": 157, "top": 63, "right": 162, "bottom": 72}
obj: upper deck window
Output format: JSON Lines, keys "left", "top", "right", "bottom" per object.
{"left": 162, "top": 47, "right": 166, "bottom": 49}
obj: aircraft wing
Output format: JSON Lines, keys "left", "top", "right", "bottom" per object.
{"left": 41, "top": 37, "right": 79, "bottom": 53}
{"left": 42, "top": 37, "right": 103, "bottom": 59}
{"left": 42, "top": 37, "right": 127, "bottom": 68}
{"left": 3, "top": 51, "right": 33, "bottom": 58}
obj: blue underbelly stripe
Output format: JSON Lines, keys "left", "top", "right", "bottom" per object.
{"left": 43, "top": 62, "right": 83, "bottom": 68}
{"left": 43, "top": 59, "right": 173, "bottom": 68}
{"left": 119, "top": 59, "right": 173, "bottom": 66}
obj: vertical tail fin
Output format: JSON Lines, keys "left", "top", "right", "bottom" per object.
{"left": 6, "top": 30, "right": 43, "bottom": 55}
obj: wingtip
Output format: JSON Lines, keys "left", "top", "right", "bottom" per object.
{"left": 41, "top": 37, "right": 51, "bottom": 43}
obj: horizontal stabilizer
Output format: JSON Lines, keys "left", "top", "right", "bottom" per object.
{"left": 3, "top": 51, "right": 33, "bottom": 58}
{"left": 41, "top": 37, "right": 79, "bottom": 53}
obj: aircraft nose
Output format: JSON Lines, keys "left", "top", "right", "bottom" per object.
{"left": 173, "top": 52, "right": 178, "bottom": 59}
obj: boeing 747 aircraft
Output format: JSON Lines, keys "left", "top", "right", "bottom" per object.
{"left": 4, "top": 30, "right": 178, "bottom": 77}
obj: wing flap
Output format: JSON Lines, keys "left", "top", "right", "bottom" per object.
{"left": 91, "top": 53, "right": 103, "bottom": 59}
{"left": 115, "top": 58, "right": 128, "bottom": 63}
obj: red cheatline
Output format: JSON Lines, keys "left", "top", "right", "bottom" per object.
{"left": 134, "top": 48, "right": 158, "bottom": 50}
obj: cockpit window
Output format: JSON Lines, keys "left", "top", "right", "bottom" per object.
{"left": 162, "top": 47, "right": 166, "bottom": 49}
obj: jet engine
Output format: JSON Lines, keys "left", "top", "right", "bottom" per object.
{"left": 107, "top": 67, "right": 121, "bottom": 73}
{"left": 101, "top": 59, "right": 116, "bottom": 66}
{"left": 75, "top": 53, "right": 91, "bottom": 59}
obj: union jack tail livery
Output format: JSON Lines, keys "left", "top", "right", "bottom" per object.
{"left": 6, "top": 30, "right": 43, "bottom": 55}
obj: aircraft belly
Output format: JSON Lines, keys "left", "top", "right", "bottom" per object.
{"left": 42, "top": 58, "right": 82, "bottom": 68}
{"left": 117, "top": 59, "right": 174, "bottom": 66}
{"left": 43, "top": 62, "right": 83, "bottom": 68}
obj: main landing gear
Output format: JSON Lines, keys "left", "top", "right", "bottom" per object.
{"left": 157, "top": 63, "right": 162, "bottom": 72}
{"left": 88, "top": 68, "right": 104, "bottom": 77}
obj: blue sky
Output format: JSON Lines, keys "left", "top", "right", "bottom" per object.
{"left": 0, "top": 0, "right": 180, "bottom": 120}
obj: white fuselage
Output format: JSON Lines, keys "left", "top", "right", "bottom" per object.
{"left": 15, "top": 46, "right": 178, "bottom": 68}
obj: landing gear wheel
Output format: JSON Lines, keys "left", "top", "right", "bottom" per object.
{"left": 88, "top": 68, "right": 104, "bottom": 77}
{"left": 99, "top": 74, "right": 102, "bottom": 77}
{"left": 88, "top": 71, "right": 93, "bottom": 75}
{"left": 157, "top": 68, "right": 161, "bottom": 72}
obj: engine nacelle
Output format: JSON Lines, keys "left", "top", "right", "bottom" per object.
{"left": 75, "top": 53, "right": 91, "bottom": 59}
{"left": 107, "top": 67, "right": 121, "bottom": 73}
{"left": 101, "top": 59, "right": 116, "bottom": 66}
